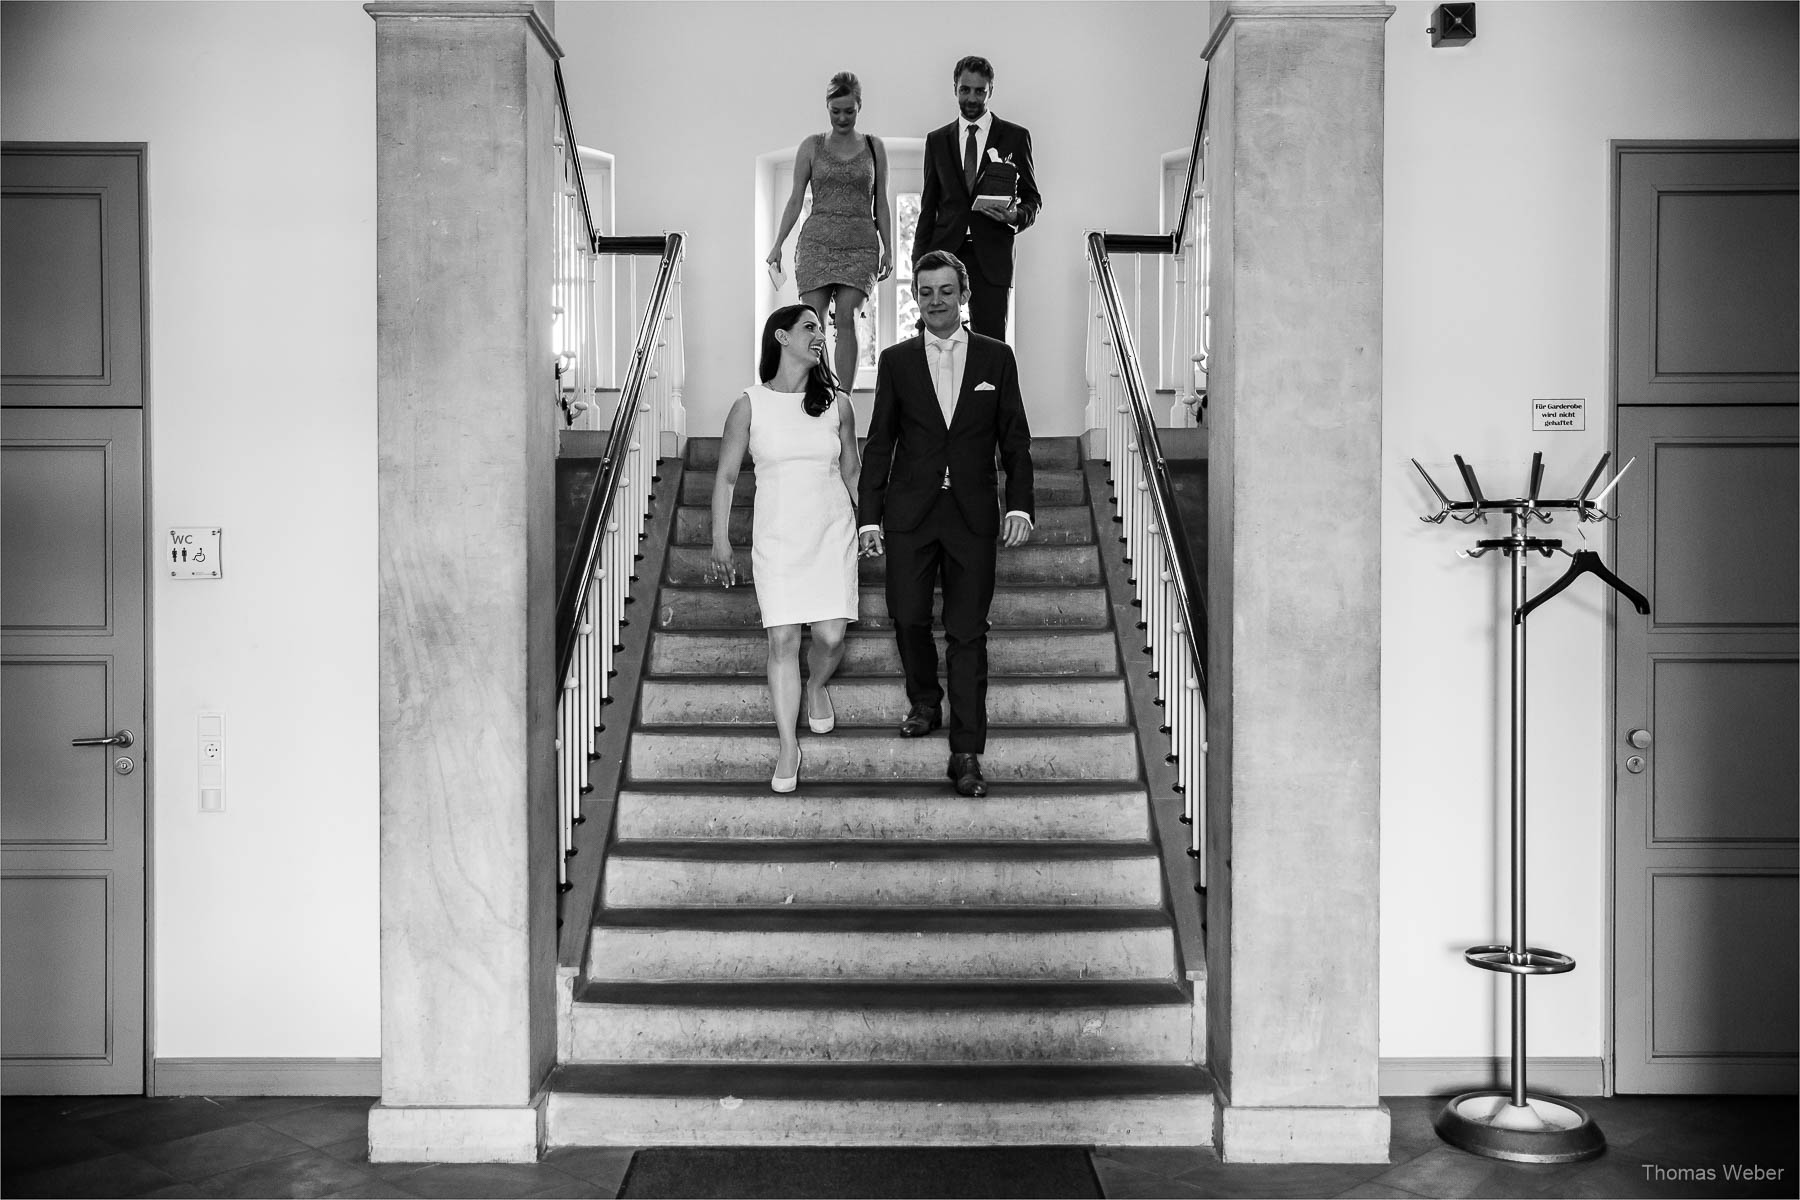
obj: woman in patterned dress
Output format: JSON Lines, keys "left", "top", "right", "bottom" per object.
{"left": 708, "top": 306, "right": 862, "bottom": 793}
{"left": 766, "top": 72, "right": 893, "bottom": 391}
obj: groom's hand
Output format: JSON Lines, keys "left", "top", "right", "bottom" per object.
{"left": 858, "top": 528, "right": 885, "bottom": 557}
{"left": 1001, "top": 514, "right": 1032, "bottom": 548}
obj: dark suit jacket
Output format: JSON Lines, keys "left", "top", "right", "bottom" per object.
{"left": 858, "top": 331, "right": 1034, "bottom": 537}
{"left": 911, "top": 115, "right": 1042, "bottom": 287}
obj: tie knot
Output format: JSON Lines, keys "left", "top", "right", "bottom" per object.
{"left": 931, "top": 337, "right": 957, "bottom": 353}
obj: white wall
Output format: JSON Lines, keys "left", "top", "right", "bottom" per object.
{"left": 1380, "top": 1, "right": 1797, "bottom": 1061}
{"left": 556, "top": 0, "right": 1214, "bottom": 437}
{"left": 3, "top": 1, "right": 379, "bottom": 1059}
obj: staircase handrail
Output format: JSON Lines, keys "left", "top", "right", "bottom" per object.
{"left": 1101, "top": 75, "right": 1209, "bottom": 259}
{"left": 554, "top": 63, "right": 598, "bottom": 250}
{"left": 1087, "top": 232, "right": 1209, "bottom": 700}
{"left": 555, "top": 231, "right": 685, "bottom": 687}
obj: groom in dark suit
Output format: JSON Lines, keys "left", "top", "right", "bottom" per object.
{"left": 858, "top": 251, "right": 1035, "bottom": 797}
{"left": 912, "top": 55, "right": 1042, "bottom": 340}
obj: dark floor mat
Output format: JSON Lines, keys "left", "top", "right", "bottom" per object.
{"left": 618, "top": 1145, "right": 1103, "bottom": 1199}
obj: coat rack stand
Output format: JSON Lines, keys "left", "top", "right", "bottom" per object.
{"left": 1411, "top": 451, "right": 1650, "bottom": 1165}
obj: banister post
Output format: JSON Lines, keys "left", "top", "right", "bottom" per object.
{"left": 366, "top": 0, "right": 562, "bottom": 1162}
{"left": 1202, "top": 1, "right": 1394, "bottom": 1164}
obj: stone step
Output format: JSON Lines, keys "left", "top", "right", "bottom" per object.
{"left": 543, "top": 1063, "right": 1215, "bottom": 1147}
{"left": 625, "top": 727, "right": 1141, "bottom": 786}
{"left": 564, "top": 980, "right": 1195, "bottom": 1065}
{"left": 675, "top": 503, "right": 1095, "bottom": 546}
{"left": 600, "top": 841, "right": 1164, "bottom": 909}
{"left": 585, "top": 909, "right": 1179, "bottom": 984}
{"left": 635, "top": 677, "right": 1130, "bottom": 728}
{"left": 683, "top": 435, "right": 1085, "bottom": 471}
{"left": 665, "top": 543, "right": 1101, "bottom": 587}
{"left": 651, "top": 584, "right": 1111, "bottom": 631}
{"left": 609, "top": 784, "right": 1153, "bottom": 843}
{"left": 680, "top": 468, "right": 1088, "bottom": 507}
{"left": 646, "top": 629, "right": 1118, "bottom": 678}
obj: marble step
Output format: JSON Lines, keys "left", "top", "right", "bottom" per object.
{"left": 543, "top": 1062, "right": 1215, "bottom": 1147}
{"left": 675, "top": 502, "right": 1095, "bottom": 546}
{"left": 564, "top": 980, "right": 1196, "bottom": 1065}
{"left": 635, "top": 677, "right": 1130, "bottom": 728}
{"left": 624, "top": 727, "right": 1141, "bottom": 786}
{"left": 680, "top": 468, "right": 1088, "bottom": 507}
{"left": 665, "top": 543, "right": 1101, "bottom": 586}
{"left": 646, "top": 629, "right": 1119, "bottom": 677}
{"left": 585, "top": 908, "right": 1179, "bottom": 984}
{"left": 610, "top": 784, "right": 1153, "bottom": 843}
{"left": 600, "top": 841, "right": 1164, "bottom": 909}
{"left": 683, "top": 435, "right": 1085, "bottom": 471}
{"left": 650, "top": 584, "right": 1111, "bottom": 630}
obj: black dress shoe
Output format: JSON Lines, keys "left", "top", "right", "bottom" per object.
{"left": 899, "top": 703, "right": 942, "bottom": 738}
{"left": 948, "top": 752, "right": 987, "bottom": 797}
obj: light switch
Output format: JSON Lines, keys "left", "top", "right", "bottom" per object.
{"left": 198, "top": 712, "right": 225, "bottom": 811}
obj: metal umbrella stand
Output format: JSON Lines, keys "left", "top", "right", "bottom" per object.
{"left": 1411, "top": 451, "right": 1648, "bottom": 1164}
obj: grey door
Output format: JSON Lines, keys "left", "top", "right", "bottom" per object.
{"left": 1612, "top": 143, "right": 1798, "bottom": 1093}
{"left": 2, "top": 145, "right": 148, "bottom": 1094}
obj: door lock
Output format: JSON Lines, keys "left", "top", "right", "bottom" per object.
{"left": 114, "top": 756, "right": 135, "bottom": 776}
{"left": 1625, "top": 754, "right": 1646, "bottom": 774}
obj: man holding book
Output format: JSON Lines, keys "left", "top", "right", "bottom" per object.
{"left": 912, "top": 55, "right": 1042, "bottom": 340}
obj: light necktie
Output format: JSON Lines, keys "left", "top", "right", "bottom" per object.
{"left": 963, "top": 124, "right": 979, "bottom": 194}
{"left": 929, "top": 338, "right": 958, "bottom": 427}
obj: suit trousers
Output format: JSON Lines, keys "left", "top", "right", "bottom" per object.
{"left": 957, "top": 238, "right": 1011, "bottom": 341}
{"left": 884, "top": 489, "right": 997, "bottom": 755}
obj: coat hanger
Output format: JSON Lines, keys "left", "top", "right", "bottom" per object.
{"left": 1516, "top": 549, "right": 1651, "bottom": 624}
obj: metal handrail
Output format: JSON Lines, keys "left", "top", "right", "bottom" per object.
{"left": 554, "top": 63, "right": 597, "bottom": 250}
{"left": 555, "top": 231, "right": 685, "bottom": 687}
{"left": 1088, "top": 231, "right": 1209, "bottom": 699}
{"left": 1100, "top": 75, "right": 1209, "bottom": 259}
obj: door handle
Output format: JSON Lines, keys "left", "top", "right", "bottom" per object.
{"left": 72, "top": 730, "right": 134, "bottom": 748}
{"left": 1626, "top": 728, "right": 1652, "bottom": 749}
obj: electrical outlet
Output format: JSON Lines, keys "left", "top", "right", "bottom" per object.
{"left": 198, "top": 712, "right": 225, "bottom": 811}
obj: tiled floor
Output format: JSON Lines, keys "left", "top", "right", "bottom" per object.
{"left": 3, "top": 1092, "right": 1794, "bottom": 1198}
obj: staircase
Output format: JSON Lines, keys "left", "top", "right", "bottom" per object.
{"left": 544, "top": 435, "right": 1213, "bottom": 1146}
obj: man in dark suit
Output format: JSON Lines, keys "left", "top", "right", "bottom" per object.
{"left": 857, "top": 251, "right": 1035, "bottom": 797}
{"left": 911, "top": 55, "right": 1041, "bottom": 341}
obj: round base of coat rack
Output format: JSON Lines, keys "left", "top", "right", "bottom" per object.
{"left": 1434, "top": 1091, "right": 1606, "bottom": 1164}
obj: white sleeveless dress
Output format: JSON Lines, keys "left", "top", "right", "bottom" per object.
{"left": 746, "top": 384, "right": 860, "bottom": 628}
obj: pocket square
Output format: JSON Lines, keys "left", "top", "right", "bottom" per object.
{"left": 974, "top": 381, "right": 997, "bottom": 392}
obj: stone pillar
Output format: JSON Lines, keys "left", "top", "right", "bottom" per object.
{"left": 1202, "top": 3, "right": 1393, "bottom": 1163}
{"left": 365, "top": 1, "right": 561, "bottom": 1163}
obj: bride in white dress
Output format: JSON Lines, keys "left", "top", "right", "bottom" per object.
{"left": 708, "top": 304, "right": 862, "bottom": 792}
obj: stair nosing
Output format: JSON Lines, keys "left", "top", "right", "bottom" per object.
{"left": 591, "top": 907, "right": 1175, "bottom": 932}
{"left": 572, "top": 978, "right": 1193, "bottom": 1008}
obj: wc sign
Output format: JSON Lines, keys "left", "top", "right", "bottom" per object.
{"left": 168, "top": 527, "right": 222, "bottom": 578}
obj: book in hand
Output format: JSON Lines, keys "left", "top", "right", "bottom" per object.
{"left": 975, "top": 159, "right": 1018, "bottom": 205}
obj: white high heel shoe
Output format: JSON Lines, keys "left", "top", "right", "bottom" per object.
{"left": 771, "top": 745, "right": 801, "bottom": 793}
{"left": 807, "top": 687, "right": 836, "bottom": 735}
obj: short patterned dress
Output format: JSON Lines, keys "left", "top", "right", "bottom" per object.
{"left": 796, "top": 134, "right": 880, "bottom": 298}
{"left": 745, "top": 384, "right": 860, "bottom": 628}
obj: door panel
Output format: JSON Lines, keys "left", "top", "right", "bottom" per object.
{"left": 1614, "top": 404, "right": 1798, "bottom": 1093}
{"left": 1, "top": 875, "right": 113, "bottom": 1059}
{"left": 1, "top": 147, "right": 144, "bottom": 407}
{"left": 1616, "top": 145, "right": 1798, "bottom": 405}
{"left": 1649, "top": 442, "right": 1798, "bottom": 625}
{"left": 1648, "top": 872, "right": 1799, "bottom": 1057}
{"left": 1, "top": 408, "right": 147, "bottom": 1095}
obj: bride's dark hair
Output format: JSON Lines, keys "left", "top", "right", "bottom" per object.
{"left": 759, "top": 304, "right": 840, "bottom": 417}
